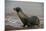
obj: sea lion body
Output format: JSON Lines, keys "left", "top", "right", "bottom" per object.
{"left": 13, "top": 7, "right": 40, "bottom": 28}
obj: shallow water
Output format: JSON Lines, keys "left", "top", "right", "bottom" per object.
{"left": 5, "top": 15, "right": 44, "bottom": 29}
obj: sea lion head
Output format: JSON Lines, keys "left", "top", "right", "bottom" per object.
{"left": 13, "top": 7, "right": 22, "bottom": 12}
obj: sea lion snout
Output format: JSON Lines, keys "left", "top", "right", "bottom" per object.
{"left": 13, "top": 8, "right": 16, "bottom": 11}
